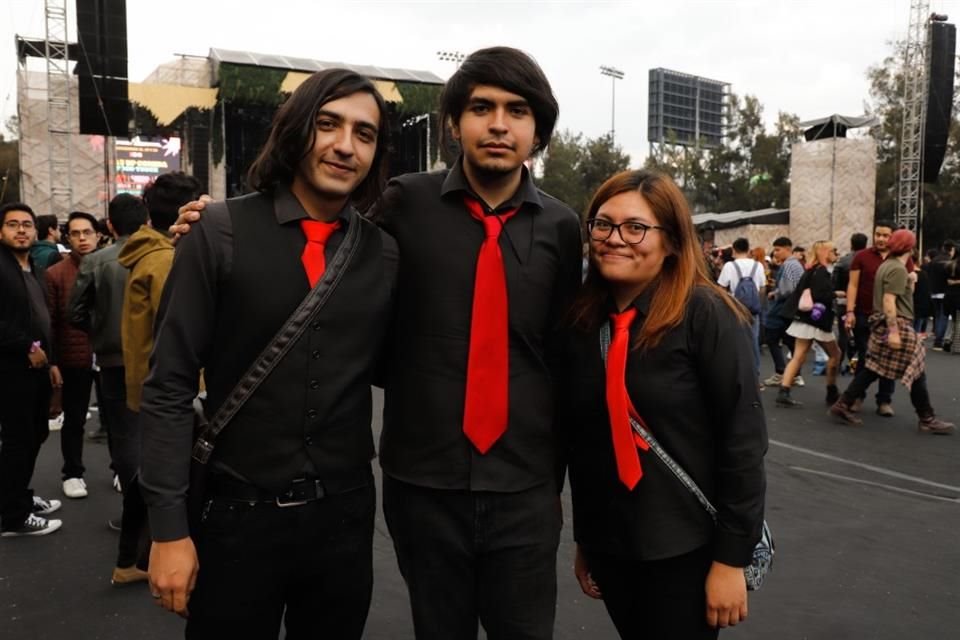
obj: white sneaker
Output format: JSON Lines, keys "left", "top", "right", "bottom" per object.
{"left": 1, "top": 514, "right": 62, "bottom": 537}
{"left": 32, "top": 495, "right": 62, "bottom": 516}
{"left": 763, "top": 373, "right": 783, "bottom": 386}
{"left": 63, "top": 477, "right": 88, "bottom": 499}
{"left": 48, "top": 414, "right": 63, "bottom": 432}
{"left": 112, "top": 474, "right": 122, "bottom": 493}
{"left": 793, "top": 375, "right": 806, "bottom": 387}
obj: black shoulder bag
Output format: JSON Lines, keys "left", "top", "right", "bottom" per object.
{"left": 187, "top": 203, "right": 364, "bottom": 533}
{"left": 599, "top": 323, "right": 774, "bottom": 590}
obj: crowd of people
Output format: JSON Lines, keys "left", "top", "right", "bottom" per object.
{"left": 0, "top": 44, "right": 954, "bottom": 640}
{"left": 704, "top": 226, "right": 957, "bottom": 434}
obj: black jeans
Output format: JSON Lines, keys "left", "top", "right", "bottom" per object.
{"left": 842, "top": 370, "right": 932, "bottom": 417}
{"left": 584, "top": 546, "right": 719, "bottom": 640}
{"left": 382, "top": 475, "right": 562, "bottom": 640}
{"left": 764, "top": 324, "right": 796, "bottom": 375}
{"left": 852, "top": 312, "right": 895, "bottom": 404}
{"left": 98, "top": 367, "right": 134, "bottom": 481}
{"left": 115, "top": 410, "right": 149, "bottom": 569}
{"left": 0, "top": 369, "right": 51, "bottom": 530}
{"left": 60, "top": 367, "right": 93, "bottom": 479}
{"left": 186, "top": 482, "right": 375, "bottom": 640}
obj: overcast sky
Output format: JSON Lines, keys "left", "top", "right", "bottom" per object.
{"left": 2, "top": 0, "right": 956, "bottom": 165}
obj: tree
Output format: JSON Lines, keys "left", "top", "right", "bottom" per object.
{"left": 539, "top": 130, "right": 630, "bottom": 216}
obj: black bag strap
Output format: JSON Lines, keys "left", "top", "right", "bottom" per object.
{"left": 599, "top": 322, "right": 718, "bottom": 520}
{"left": 191, "top": 204, "right": 364, "bottom": 464}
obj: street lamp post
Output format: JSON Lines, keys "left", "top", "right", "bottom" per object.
{"left": 599, "top": 65, "right": 624, "bottom": 144}
{"left": 437, "top": 50, "right": 466, "bottom": 68}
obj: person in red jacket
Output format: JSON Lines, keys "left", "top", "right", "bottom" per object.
{"left": 45, "top": 211, "right": 101, "bottom": 499}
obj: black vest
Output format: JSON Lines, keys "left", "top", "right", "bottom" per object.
{"left": 204, "top": 192, "right": 393, "bottom": 492}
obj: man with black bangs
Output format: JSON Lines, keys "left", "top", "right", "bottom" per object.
{"left": 371, "top": 47, "right": 582, "bottom": 640}
{"left": 138, "top": 69, "right": 397, "bottom": 639}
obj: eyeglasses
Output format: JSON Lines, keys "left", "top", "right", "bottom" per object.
{"left": 68, "top": 229, "right": 97, "bottom": 238}
{"left": 3, "top": 220, "right": 35, "bottom": 230}
{"left": 586, "top": 218, "right": 665, "bottom": 245}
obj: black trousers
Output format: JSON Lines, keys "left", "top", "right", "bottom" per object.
{"left": 584, "top": 546, "right": 719, "bottom": 640}
{"left": 382, "top": 475, "right": 562, "bottom": 640}
{"left": 0, "top": 369, "right": 51, "bottom": 530}
{"left": 852, "top": 313, "right": 895, "bottom": 404}
{"left": 114, "top": 409, "right": 149, "bottom": 569}
{"left": 59, "top": 366, "right": 93, "bottom": 479}
{"left": 185, "top": 482, "right": 375, "bottom": 640}
{"left": 842, "top": 369, "right": 932, "bottom": 417}
{"left": 764, "top": 324, "right": 796, "bottom": 375}
{"left": 98, "top": 366, "right": 133, "bottom": 480}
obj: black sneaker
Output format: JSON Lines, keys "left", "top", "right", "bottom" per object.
{"left": 1, "top": 514, "right": 63, "bottom": 537}
{"left": 31, "top": 495, "right": 62, "bottom": 516}
{"left": 775, "top": 387, "right": 802, "bottom": 408}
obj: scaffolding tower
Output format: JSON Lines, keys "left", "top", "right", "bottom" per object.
{"left": 896, "top": 0, "right": 930, "bottom": 232}
{"left": 43, "top": 0, "right": 74, "bottom": 218}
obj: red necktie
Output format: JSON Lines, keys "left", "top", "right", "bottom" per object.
{"left": 606, "top": 308, "right": 648, "bottom": 490}
{"left": 300, "top": 219, "right": 341, "bottom": 288}
{"left": 462, "top": 196, "right": 519, "bottom": 454}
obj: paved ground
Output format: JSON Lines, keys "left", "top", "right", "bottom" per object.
{"left": 2, "top": 349, "right": 959, "bottom": 639}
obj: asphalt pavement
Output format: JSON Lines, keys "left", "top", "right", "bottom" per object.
{"left": 1, "top": 349, "right": 958, "bottom": 639}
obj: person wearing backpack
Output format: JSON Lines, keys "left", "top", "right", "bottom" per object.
{"left": 717, "top": 238, "right": 765, "bottom": 380}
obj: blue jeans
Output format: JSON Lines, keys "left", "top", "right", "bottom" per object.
{"left": 751, "top": 315, "right": 761, "bottom": 379}
{"left": 932, "top": 298, "right": 949, "bottom": 344}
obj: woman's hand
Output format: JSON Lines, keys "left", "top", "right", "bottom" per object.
{"left": 574, "top": 544, "right": 602, "bottom": 599}
{"left": 705, "top": 560, "right": 748, "bottom": 628}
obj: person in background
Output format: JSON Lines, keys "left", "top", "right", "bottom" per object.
{"left": 833, "top": 233, "right": 868, "bottom": 374}
{"left": 928, "top": 240, "right": 955, "bottom": 350}
{"left": 716, "top": 238, "right": 765, "bottom": 380}
{"left": 44, "top": 211, "right": 101, "bottom": 499}
{"left": 0, "top": 203, "right": 63, "bottom": 537}
{"left": 912, "top": 248, "right": 931, "bottom": 339}
{"left": 563, "top": 169, "right": 766, "bottom": 638}
{"left": 774, "top": 240, "right": 842, "bottom": 408}
{"left": 763, "top": 237, "right": 806, "bottom": 388}
{"left": 830, "top": 230, "right": 953, "bottom": 434}
{"left": 30, "top": 214, "right": 63, "bottom": 270}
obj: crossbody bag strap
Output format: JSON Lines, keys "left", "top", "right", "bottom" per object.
{"left": 600, "top": 322, "right": 718, "bottom": 520}
{"left": 192, "top": 207, "right": 365, "bottom": 464}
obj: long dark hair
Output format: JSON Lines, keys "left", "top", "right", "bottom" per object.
{"left": 569, "top": 169, "right": 749, "bottom": 351}
{"left": 438, "top": 46, "right": 558, "bottom": 156}
{"left": 247, "top": 69, "right": 390, "bottom": 211}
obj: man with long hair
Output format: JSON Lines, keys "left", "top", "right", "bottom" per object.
{"left": 138, "top": 69, "right": 397, "bottom": 638}
{"left": 371, "top": 47, "right": 582, "bottom": 639}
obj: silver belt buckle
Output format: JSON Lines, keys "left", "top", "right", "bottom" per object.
{"left": 275, "top": 479, "right": 309, "bottom": 507}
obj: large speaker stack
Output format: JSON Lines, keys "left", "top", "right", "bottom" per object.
{"left": 76, "top": 0, "right": 129, "bottom": 137}
{"left": 923, "top": 20, "right": 956, "bottom": 183}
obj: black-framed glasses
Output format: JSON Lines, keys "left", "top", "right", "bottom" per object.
{"left": 3, "top": 220, "right": 35, "bottom": 230}
{"left": 586, "top": 218, "right": 664, "bottom": 245}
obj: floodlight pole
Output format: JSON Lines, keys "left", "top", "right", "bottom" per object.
{"left": 437, "top": 50, "right": 466, "bottom": 69}
{"left": 600, "top": 65, "right": 624, "bottom": 145}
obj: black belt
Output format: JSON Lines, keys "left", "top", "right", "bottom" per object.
{"left": 207, "top": 466, "right": 372, "bottom": 507}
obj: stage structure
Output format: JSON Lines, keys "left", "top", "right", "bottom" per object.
{"left": 790, "top": 114, "right": 878, "bottom": 250}
{"left": 648, "top": 68, "right": 728, "bottom": 157}
{"left": 17, "top": 43, "right": 444, "bottom": 217}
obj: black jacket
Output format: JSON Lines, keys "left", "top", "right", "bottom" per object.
{"left": 561, "top": 286, "right": 767, "bottom": 566}
{"left": 0, "top": 245, "right": 47, "bottom": 372}
{"left": 781, "top": 265, "right": 836, "bottom": 332}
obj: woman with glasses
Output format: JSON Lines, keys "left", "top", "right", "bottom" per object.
{"left": 559, "top": 170, "right": 767, "bottom": 638}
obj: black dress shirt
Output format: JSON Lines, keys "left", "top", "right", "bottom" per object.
{"left": 373, "top": 158, "right": 583, "bottom": 493}
{"left": 561, "top": 285, "right": 767, "bottom": 567}
{"left": 138, "top": 185, "right": 398, "bottom": 541}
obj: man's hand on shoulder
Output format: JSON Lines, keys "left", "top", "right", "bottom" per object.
{"left": 170, "top": 195, "right": 213, "bottom": 241}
